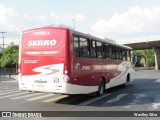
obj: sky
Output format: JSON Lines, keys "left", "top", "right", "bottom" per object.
{"left": 1, "top": 0, "right": 160, "bottom": 46}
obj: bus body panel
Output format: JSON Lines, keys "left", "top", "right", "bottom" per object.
{"left": 71, "top": 59, "right": 134, "bottom": 94}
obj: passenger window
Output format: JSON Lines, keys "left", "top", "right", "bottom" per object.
{"left": 91, "top": 41, "right": 96, "bottom": 58}
{"left": 96, "top": 42, "right": 102, "bottom": 59}
{"left": 79, "top": 37, "right": 89, "bottom": 58}
{"left": 103, "top": 43, "right": 111, "bottom": 59}
{"left": 122, "top": 49, "right": 127, "bottom": 60}
{"left": 119, "top": 48, "right": 123, "bottom": 60}
{"left": 111, "top": 46, "right": 116, "bottom": 59}
{"left": 115, "top": 47, "right": 121, "bottom": 60}
{"left": 74, "top": 36, "right": 79, "bottom": 57}
{"left": 127, "top": 50, "right": 131, "bottom": 61}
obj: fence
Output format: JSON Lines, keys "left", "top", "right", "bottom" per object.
{"left": 0, "top": 68, "right": 18, "bottom": 75}
{"left": 0, "top": 68, "right": 18, "bottom": 81}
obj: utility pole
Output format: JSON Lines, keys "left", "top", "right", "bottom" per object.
{"left": 72, "top": 20, "right": 75, "bottom": 30}
{"left": 0, "top": 31, "right": 6, "bottom": 50}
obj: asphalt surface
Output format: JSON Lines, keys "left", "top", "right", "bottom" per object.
{"left": 0, "top": 70, "right": 160, "bottom": 120}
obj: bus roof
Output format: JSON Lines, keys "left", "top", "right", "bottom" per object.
{"left": 22, "top": 27, "right": 132, "bottom": 50}
{"left": 22, "top": 27, "right": 68, "bottom": 33}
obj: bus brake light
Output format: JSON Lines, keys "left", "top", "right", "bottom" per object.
{"left": 64, "top": 65, "right": 68, "bottom": 75}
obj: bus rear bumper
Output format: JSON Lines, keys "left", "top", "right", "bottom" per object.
{"left": 19, "top": 82, "right": 98, "bottom": 95}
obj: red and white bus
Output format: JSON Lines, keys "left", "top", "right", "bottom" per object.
{"left": 18, "top": 27, "right": 135, "bottom": 96}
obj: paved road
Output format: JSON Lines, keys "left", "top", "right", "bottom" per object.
{"left": 0, "top": 70, "right": 160, "bottom": 120}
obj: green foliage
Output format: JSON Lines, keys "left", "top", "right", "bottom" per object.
{"left": 0, "top": 44, "right": 19, "bottom": 68}
{"left": 134, "top": 49, "right": 155, "bottom": 67}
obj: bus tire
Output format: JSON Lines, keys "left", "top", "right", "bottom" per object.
{"left": 123, "top": 74, "right": 130, "bottom": 87}
{"left": 96, "top": 79, "right": 105, "bottom": 97}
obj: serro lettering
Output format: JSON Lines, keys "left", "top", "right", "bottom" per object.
{"left": 27, "top": 40, "right": 57, "bottom": 46}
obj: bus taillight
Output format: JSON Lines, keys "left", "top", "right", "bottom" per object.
{"left": 64, "top": 65, "right": 68, "bottom": 75}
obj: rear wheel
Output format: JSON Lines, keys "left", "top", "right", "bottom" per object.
{"left": 123, "top": 74, "right": 130, "bottom": 87}
{"left": 96, "top": 79, "right": 105, "bottom": 97}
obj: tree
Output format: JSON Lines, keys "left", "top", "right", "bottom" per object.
{"left": 134, "top": 49, "right": 155, "bottom": 67}
{"left": 0, "top": 43, "right": 19, "bottom": 68}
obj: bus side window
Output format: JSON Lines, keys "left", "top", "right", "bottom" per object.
{"left": 79, "top": 37, "right": 89, "bottom": 58}
{"left": 103, "top": 43, "right": 111, "bottom": 59}
{"left": 120, "top": 48, "right": 123, "bottom": 60}
{"left": 73, "top": 36, "right": 79, "bottom": 57}
{"left": 111, "top": 46, "right": 116, "bottom": 59}
{"left": 122, "top": 49, "right": 127, "bottom": 60}
{"left": 96, "top": 42, "right": 103, "bottom": 59}
{"left": 91, "top": 40, "right": 96, "bottom": 58}
{"left": 127, "top": 50, "right": 131, "bottom": 61}
{"left": 115, "top": 47, "right": 122, "bottom": 60}
{"left": 115, "top": 47, "right": 119, "bottom": 59}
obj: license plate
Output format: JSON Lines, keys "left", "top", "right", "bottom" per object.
{"left": 36, "top": 85, "right": 45, "bottom": 90}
